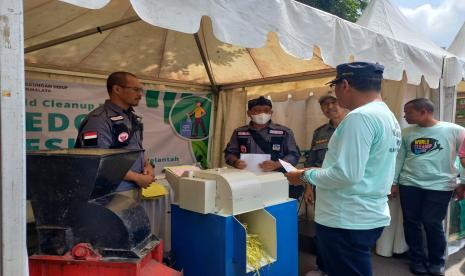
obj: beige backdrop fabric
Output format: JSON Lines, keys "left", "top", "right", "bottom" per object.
{"left": 211, "top": 89, "right": 248, "bottom": 168}
{"left": 272, "top": 97, "right": 329, "bottom": 151}
{"left": 382, "top": 74, "right": 434, "bottom": 128}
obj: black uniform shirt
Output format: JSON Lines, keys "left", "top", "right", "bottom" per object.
{"left": 224, "top": 121, "right": 300, "bottom": 169}
{"left": 75, "top": 100, "right": 144, "bottom": 191}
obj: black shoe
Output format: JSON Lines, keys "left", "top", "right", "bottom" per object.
{"left": 428, "top": 264, "right": 445, "bottom": 276}
{"left": 409, "top": 262, "right": 429, "bottom": 275}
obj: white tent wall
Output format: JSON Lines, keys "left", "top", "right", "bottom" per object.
{"left": 0, "top": 0, "right": 27, "bottom": 275}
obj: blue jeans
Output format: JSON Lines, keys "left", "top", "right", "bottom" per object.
{"left": 399, "top": 185, "right": 453, "bottom": 267}
{"left": 315, "top": 223, "right": 383, "bottom": 276}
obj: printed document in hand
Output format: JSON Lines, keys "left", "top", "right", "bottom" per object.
{"left": 240, "top": 153, "right": 270, "bottom": 172}
{"left": 279, "top": 159, "right": 297, "bottom": 172}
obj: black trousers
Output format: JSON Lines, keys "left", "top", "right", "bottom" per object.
{"left": 315, "top": 223, "right": 383, "bottom": 276}
{"left": 399, "top": 185, "right": 453, "bottom": 267}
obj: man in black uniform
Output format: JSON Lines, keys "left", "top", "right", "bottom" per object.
{"left": 75, "top": 72, "right": 154, "bottom": 200}
{"left": 224, "top": 96, "right": 301, "bottom": 198}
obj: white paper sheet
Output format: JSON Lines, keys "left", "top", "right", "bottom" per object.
{"left": 278, "top": 159, "right": 297, "bottom": 172}
{"left": 240, "top": 153, "right": 270, "bottom": 172}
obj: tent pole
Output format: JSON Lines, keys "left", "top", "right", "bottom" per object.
{"left": 0, "top": 0, "right": 27, "bottom": 274}
{"left": 25, "top": 16, "right": 141, "bottom": 53}
{"left": 194, "top": 32, "right": 218, "bottom": 93}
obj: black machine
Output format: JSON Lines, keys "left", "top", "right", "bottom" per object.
{"left": 27, "top": 148, "right": 157, "bottom": 259}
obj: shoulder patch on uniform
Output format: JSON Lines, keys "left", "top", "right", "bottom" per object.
{"left": 238, "top": 131, "right": 251, "bottom": 136}
{"left": 83, "top": 131, "right": 97, "bottom": 140}
{"left": 315, "top": 124, "right": 328, "bottom": 131}
{"left": 110, "top": 115, "right": 124, "bottom": 121}
{"left": 236, "top": 125, "right": 250, "bottom": 131}
{"left": 82, "top": 131, "right": 98, "bottom": 146}
{"left": 87, "top": 106, "right": 106, "bottom": 117}
{"left": 269, "top": 129, "right": 284, "bottom": 135}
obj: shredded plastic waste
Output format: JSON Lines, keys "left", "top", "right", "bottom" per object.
{"left": 243, "top": 223, "right": 271, "bottom": 276}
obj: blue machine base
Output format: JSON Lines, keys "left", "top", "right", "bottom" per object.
{"left": 171, "top": 200, "right": 298, "bottom": 276}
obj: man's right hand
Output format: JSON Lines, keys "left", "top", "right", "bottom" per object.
{"left": 303, "top": 186, "right": 314, "bottom": 205}
{"left": 233, "top": 159, "right": 247, "bottom": 169}
{"left": 455, "top": 184, "right": 465, "bottom": 200}
{"left": 135, "top": 174, "right": 153, "bottom": 188}
{"left": 389, "top": 184, "right": 398, "bottom": 200}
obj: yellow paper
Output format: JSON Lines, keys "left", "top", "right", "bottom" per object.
{"left": 141, "top": 182, "right": 168, "bottom": 199}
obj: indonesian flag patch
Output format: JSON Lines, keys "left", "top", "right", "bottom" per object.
{"left": 82, "top": 131, "right": 98, "bottom": 146}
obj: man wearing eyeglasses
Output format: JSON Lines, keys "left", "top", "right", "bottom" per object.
{"left": 75, "top": 71, "right": 154, "bottom": 199}
{"left": 286, "top": 62, "right": 401, "bottom": 276}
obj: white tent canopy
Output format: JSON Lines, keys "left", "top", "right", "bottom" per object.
{"left": 24, "top": 0, "right": 464, "bottom": 89}
{"left": 357, "top": 0, "right": 464, "bottom": 88}
{"left": 449, "top": 22, "right": 465, "bottom": 59}
{"left": 449, "top": 22, "right": 465, "bottom": 83}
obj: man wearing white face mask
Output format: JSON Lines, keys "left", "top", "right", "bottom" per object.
{"left": 224, "top": 96, "right": 302, "bottom": 198}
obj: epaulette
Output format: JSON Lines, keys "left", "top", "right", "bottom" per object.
{"left": 235, "top": 125, "right": 250, "bottom": 132}
{"left": 314, "top": 123, "right": 331, "bottom": 131}
{"left": 269, "top": 123, "right": 291, "bottom": 132}
{"left": 87, "top": 105, "right": 106, "bottom": 117}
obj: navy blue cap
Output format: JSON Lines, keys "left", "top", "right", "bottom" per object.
{"left": 248, "top": 96, "right": 272, "bottom": 110}
{"left": 327, "top": 62, "right": 384, "bottom": 86}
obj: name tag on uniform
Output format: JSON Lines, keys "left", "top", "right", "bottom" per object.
{"left": 269, "top": 129, "right": 284, "bottom": 135}
{"left": 110, "top": 115, "right": 124, "bottom": 121}
{"left": 272, "top": 144, "right": 281, "bottom": 151}
{"left": 315, "top": 138, "right": 329, "bottom": 145}
{"left": 238, "top": 131, "right": 250, "bottom": 136}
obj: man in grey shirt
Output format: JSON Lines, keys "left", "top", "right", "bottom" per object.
{"left": 305, "top": 95, "right": 346, "bottom": 168}
{"left": 75, "top": 71, "right": 154, "bottom": 196}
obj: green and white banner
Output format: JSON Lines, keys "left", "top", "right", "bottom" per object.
{"left": 25, "top": 79, "right": 213, "bottom": 174}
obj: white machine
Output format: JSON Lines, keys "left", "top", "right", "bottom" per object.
{"left": 166, "top": 167, "right": 297, "bottom": 275}
{"left": 166, "top": 167, "right": 289, "bottom": 216}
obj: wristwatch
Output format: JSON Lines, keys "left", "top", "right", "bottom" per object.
{"left": 299, "top": 171, "right": 309, "bottom": 184}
